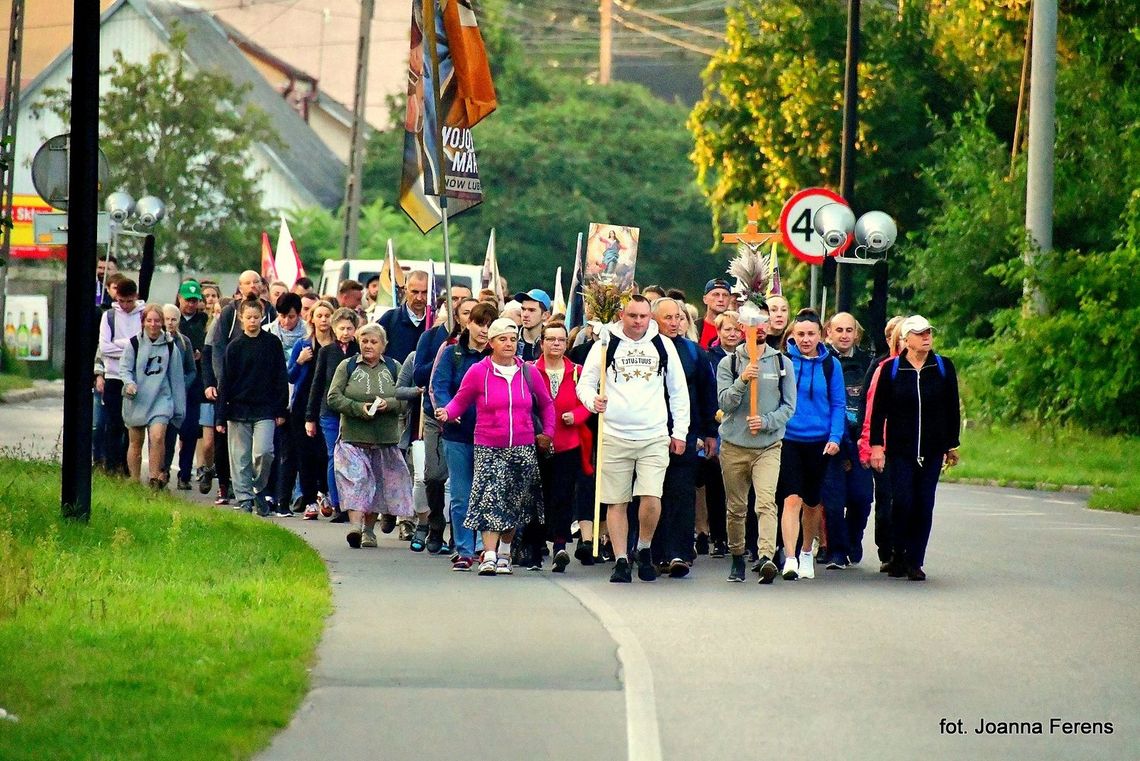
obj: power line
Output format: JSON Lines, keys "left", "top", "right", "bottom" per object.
{"left": 613, "top": 0, "right": 724, "bottom": 39}
{"left": 612, "top": 13, "right": 716, "bottom": 56}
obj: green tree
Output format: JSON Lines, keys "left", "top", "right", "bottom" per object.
{"left": 33, "top": 29, "right": 279, "bottom": 272}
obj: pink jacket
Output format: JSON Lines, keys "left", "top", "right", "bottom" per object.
{"left": 859, "top": 355, "right": 894, "bottom": 466}
{"left": 534, "top": 355, "right": 592, "bottom": 453}
{"left": 444, "top": 356, "right": 556, "bottom": 448}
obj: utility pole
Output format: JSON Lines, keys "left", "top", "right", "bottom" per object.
{"left": 835, "top": 0, "right": 860, "bottom": 314}
{"left": 599, "top": 0, "right": 613, "bottom": 84}
{"left": 0, "top": 0, "right": 26, "bottom": 362}
{"left": 1024, "top": 0, "right": 1055, "bottom": 315}
{"left": 62, "top": 0, "right": 100, "bottom": 521}
{"left": 340, "top": 0, "right": 374, "bottom": 260}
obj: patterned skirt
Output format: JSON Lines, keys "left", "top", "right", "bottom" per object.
{"left": 464, "top": 444, "right": 545, "bottom": 532}
{"left": 333, "top": 441, "right": 416, "bottom": 517}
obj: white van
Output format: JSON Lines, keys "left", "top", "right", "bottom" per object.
{"left": 318, "top": 259, "right": 484, "bottom": 304}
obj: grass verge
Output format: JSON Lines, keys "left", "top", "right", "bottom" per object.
{"left": 0, "top": 459, "right": 331, "bottom": 760}
{"left": 0, "top": 373, "right": 33, "bottom": 395}
{"left": 947, "top": 423, "right": 1139, "bottom": 514}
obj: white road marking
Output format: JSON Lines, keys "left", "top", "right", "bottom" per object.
{"left": 554, "top": 579, "right": 663, "bottom": 761}
{"left": 1043, "top": 499, "right": 1082, "bottom": 505}
{"left": 1005, "top": 494, "right": 1033, "bottom": 500}
{"left": 967, "top": 512, "right": 1048, "bottom": 517}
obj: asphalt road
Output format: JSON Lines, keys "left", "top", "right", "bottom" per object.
{"left": 3, "top": 398, "right": 1137, "bottom": 760}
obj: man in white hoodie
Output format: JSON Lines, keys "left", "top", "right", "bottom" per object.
{"left": 577, "top": 294, "right": 690, "bottom": 583}
{"left": 98, "top": 277, "right": 145, "bottom": 475}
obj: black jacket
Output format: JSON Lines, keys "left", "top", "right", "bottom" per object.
{"left": 378, "top": 306, "right": 426, "bottom": 364}
{"left": 869, "top": 350, "right": 960, "bottom": 463}
{"left": 216, "top": 331, "right": 288, "bottom": 424}
{"left": 306, "top": 340, "right": 359, "bottom": 422}
{"left": 833, "top": 345, "right": 875, "bottom": 436}
{"left": 205, "top": 299, "right": 277, "bottom": 388}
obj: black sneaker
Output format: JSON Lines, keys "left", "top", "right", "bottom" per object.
{"left": 609, "top": 558, "right": 632, "bottom": 583}
{"left": 196, "top": 466, "right": 214, "bottom": 495}
{"left": 727, "top": 555, "right": 746, "bottom": 582}
{"left": 636, "top": 549, "right": 657, "bottom": 582}
{"left": 695, "top": 533, "right": 710, "bottom": 555}
{"left": 601, "top": 541, "right": 615, "bottom": 563}
{"left": 907, "top": 567, "right": 926, "bottom": 581}
{"left": 425, "top": 531, "right": 444, "bottom": 555}
{"left": 710, "top": 540, "right": 728, "bottom": 559}
{"left": 757, "top": 556, "right": 778, "bottom": 584}
{"left": 552, "top": 549, "right": 570, "bottom": 573}
{"left": 254, "top": 496, "right": 271, "bottom": 518}
{"left": 329, "top": 510, "right": 350, "bottom": 524}
{"left": 575, "top": 539, "right": 596, "bottom": 566}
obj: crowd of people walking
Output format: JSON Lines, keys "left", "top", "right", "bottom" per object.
{"left": 92, "top": 262, "right": 960, "bottom": 584}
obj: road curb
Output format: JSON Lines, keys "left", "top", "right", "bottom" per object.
{"left": 0, "top": 379, "right": 65, "bottom": 404}
{"left": 943, "top": 476, "right": 1095, "bottom": 494}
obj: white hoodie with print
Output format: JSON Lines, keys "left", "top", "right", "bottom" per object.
{"left": 576, "top": 320, "right": 690, "bottom": 442}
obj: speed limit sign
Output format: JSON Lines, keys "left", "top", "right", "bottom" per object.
{"left": 779, "top": 188, "right": 852, "bottom": 265}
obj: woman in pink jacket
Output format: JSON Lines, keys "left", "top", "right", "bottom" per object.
{"left": 523, "top": 321, "right": 593, "bottom": 572}
{"left": 437, "top": 318, "right": 556, "bottom": 576}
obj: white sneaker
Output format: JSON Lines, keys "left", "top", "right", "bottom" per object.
{"left": 781, "top": 556, "right": 799, "bottom": 581}
{"left": 495, "top": 555, "right": 513, "bottom": 575}
{"left": 799, "top": 551, "right": 815, "bottom": 579}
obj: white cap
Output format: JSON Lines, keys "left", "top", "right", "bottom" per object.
{"left": 900, "top": 314, "right": 934, "bottom": 335}
{"left": 487, "top": 317, "right": 518, "bottom": 341}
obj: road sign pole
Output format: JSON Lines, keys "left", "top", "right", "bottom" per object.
{"left": 62, "top": 1, "right": 99, "bottom": 521}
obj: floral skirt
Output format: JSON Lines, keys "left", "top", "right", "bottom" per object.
{"left": 464, "top": 444, "right": 545, "bottom": 532}
{"left": 333, "top": 441, "right": 415, "bottom": 516}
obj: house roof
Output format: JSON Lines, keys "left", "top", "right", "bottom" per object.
{"left": 15, "top": 0, "right": 346, "bottom": 209}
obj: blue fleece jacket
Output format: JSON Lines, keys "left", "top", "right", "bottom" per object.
{"left": 784, "top": 342, "right": 847, "bottom": 445}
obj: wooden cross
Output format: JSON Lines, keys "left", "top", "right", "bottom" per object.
{"left": 721, "top": 202, "right": 782, "bottom": 246}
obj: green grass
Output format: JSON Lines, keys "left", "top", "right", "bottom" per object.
{"left": 0, "top": 459, "right": 332, "bottom": 760}
{"left": 0, "top": 373, "right": 33, "bottom": 395}
{"left": 948, "top": 423, "right": 1139, "bottom": 514}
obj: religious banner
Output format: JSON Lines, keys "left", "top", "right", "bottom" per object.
{"left": 399, "top": 0, "right": 497, "bottom": 233}
{"left": 584, "top": 223, "right": 639, "bottom": 292}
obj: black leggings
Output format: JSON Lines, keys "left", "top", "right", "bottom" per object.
{"left": 525, "top": 448, "right": 581, "bottom": 553}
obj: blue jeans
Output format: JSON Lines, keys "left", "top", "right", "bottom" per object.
{"left": 319, "top": 414, "right": 341, "bottom": 508}
{"left": 887, "top": 454, "right": 942, "bottom": 568}
{"left": 443, "top": 439, "right": 476, "bottom": 559}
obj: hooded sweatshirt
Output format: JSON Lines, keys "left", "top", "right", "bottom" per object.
{"left": 576, "top": 320, "right": 689, "bottom": 442}
{"left": 119, "top": 330, "right": 186, "bottom": 427}
{"left": 98, "top": 301, "right": 146, "bottom": 380}
{"left": 784, "top": 341, "right": 847, "bottom": 445}
{"left": 444, "top": 356, "right": 556, "bottom": 448}
{"left": 716, "top": 342, "right": 796, "bottom": 449}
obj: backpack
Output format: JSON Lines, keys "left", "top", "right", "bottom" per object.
{"left": 346, "top": 354, "right": 401, "bottom": 381}
{"left": 889, "top": 354, "right": 946, "bottom": 381}
{"left": 729, "top": 350, "right": 790, "bottom": 409}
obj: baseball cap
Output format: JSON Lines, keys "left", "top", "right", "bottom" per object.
{"left": 513, "top": 289, "right": 552, "bottom": 312}
{"left": 487, "top": 317, "right": 518, "bottom": 341}
{"left": 900, "top": 315, "right": 934, "bottom": 335}
{"left": 704, "top": 278, "right": 732, "bottom": 295}
{"left": 178, "top": 280, "right": 203, "bottom": 300}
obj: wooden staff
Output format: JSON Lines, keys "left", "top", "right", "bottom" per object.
{"left": 592, "top": 330, "right": 607, "bottom": 558}
{"left": 745, "top": 325, "right": 759, "bottom": 417}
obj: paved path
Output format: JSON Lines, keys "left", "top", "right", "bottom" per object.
{"left": 3, "top": 399, "right": 1137, "bottom": 760}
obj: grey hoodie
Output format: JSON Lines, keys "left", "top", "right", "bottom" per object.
{"left": 120, "top": 330, "right": 187, "bottom": 428}
{"left": 716, "top": 342, "right": 796, "bottom": 449}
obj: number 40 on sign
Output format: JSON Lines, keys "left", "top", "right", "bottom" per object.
{"left": 778, "top": 187, "right": 853, "bottom": 266}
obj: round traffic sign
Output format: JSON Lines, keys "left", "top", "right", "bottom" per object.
{"left": 31, "top": 133, "right": 111, "bottom": 211}
{"left": 779, "top": 188, "right": 852, "bottom": 265}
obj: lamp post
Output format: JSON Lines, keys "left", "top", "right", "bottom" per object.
{"left": 104, "top": 191, "right": 165, "bottom": 301}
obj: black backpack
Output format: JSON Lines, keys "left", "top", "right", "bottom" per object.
{"left": 604, "top": 333, "right": 670, "bottom": 377}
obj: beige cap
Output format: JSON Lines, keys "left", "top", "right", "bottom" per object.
{"left": 487, "top": 317, "right": 518, "bottom": 341}
{"left": 900, "top": 314, "right": 934, "bottom": 334}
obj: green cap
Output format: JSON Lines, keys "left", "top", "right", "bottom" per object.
{"left": 179, "top": 280, "right": 203, "bottom": 300}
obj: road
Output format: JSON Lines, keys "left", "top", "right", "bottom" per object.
{"left": 3, "top": 398, "right": 1137, "bottom": 760}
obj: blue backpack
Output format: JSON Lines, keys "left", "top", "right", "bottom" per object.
{"left": 889, "top": 354, "right": 946, "bottom": 380}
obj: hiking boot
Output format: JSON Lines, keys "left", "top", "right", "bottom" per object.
{"left": 637, "top": 549, "right": 657, "bottom": 582}
{"left": 727, "top": 555, "right": 746, "bottom": 582}
{"left": 609, "top": 558, "right": 632, "bottom": 583}
{"left": 361, "top": 528, "right": 378, "bottom": 548}
{"left": 758, "top": 556, "right": 778, "bottom": 584}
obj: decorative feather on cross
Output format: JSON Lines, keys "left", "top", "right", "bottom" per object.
{"left": 727, "top": 241, "right": 771, "bottom": 326}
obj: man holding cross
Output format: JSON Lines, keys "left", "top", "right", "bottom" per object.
{"left": 576, "top": 294, "right": 690, "bottom": 583}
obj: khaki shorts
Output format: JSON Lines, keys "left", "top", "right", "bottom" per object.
{"left": 599, "top": 435, "right": 670, "bottom": 504}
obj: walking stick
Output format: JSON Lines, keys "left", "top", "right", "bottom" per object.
{"left": 592, "top": 334, "right": 607, "bottom": 558}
